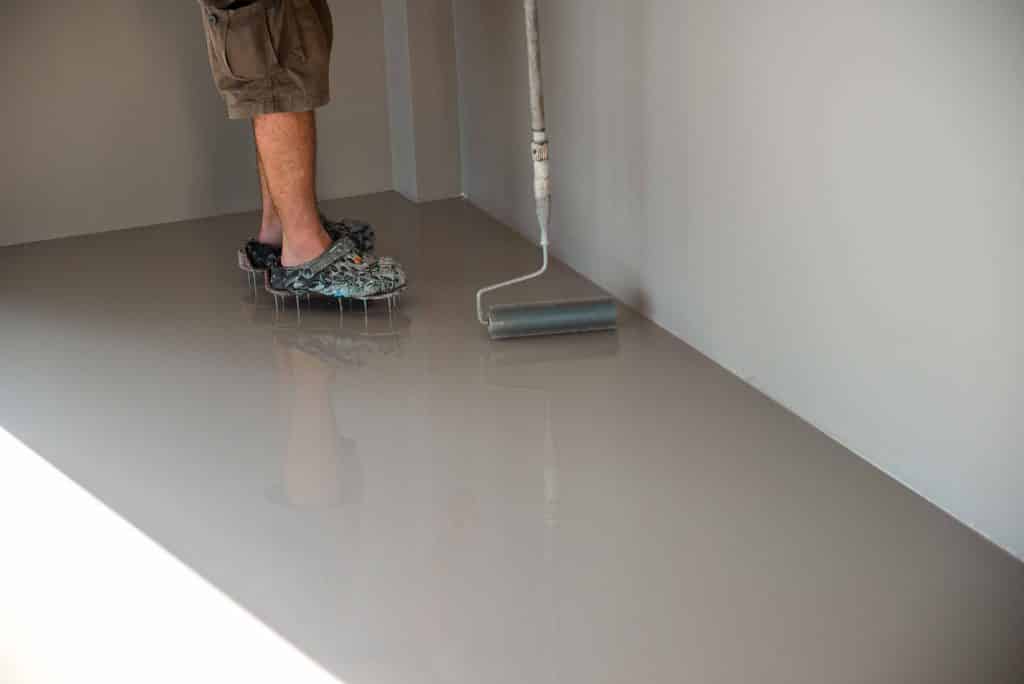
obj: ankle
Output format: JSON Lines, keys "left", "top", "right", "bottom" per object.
{"left": 258, "top": 215, "right": 284, "bottom": 247}
{"left": 281, "top": 226, "right": 331, "bottom": 267}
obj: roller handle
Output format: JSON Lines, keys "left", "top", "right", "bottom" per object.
{"left": 475, "top": 0, "right": 553, "bottom": 326}
{"left": 526, "top": 0, "right": 551, "bottom": 245}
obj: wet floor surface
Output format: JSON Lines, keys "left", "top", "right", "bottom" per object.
{"left": 1, "top": 192, "right": 1022, "bottom": 683}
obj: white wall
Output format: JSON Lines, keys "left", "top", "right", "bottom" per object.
{"left": 452, "top": 0, "right": 1024, "bottom": 560}
{"left": 0, "top": 0, "right": 393, "bottom": 246}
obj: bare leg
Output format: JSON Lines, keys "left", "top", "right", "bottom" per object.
{"left": 254, "top": 125, "right": 284, "bottom": 248}
{"left": 252, "top": 111, "right": 331, "bottom": 267}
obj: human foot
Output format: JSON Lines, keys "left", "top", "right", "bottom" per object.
{"left": 281, "top": 226, "right": 333, "bottom": 268}
{"left": 256, "top": 216, "right": 284, "bottom": 250}
{"left": 239, "top": 215, "right": 377, "bottom": 273}
{"left": 269, "top": 237, "right": 406, "bottom": 300}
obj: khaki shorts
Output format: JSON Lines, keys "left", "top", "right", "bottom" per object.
{"left": 199, "top": 0, "right": 333, "bottom": 119}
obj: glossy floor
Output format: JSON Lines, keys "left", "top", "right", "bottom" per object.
{"left": 2, "top": 193, "right": 1022, "bottom": 683}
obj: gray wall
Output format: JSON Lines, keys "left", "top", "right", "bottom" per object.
{"left": 0, "top": 0, "right": 393, "bottom": 247}
{"left": 382, "top": 0, "right": 462, "bottom": 202}
{"left": 453, "top": 0, "right": 1024, "bottom": 560}
{"left": 381, "top": 0, "right": 419, "bottom": 200}
{"left": 406, "top": 0, "right": 462, "bottom": 202}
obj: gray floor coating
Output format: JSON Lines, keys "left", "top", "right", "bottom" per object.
{"left": 1, "top": 192, "right": 1022, "bottom": 683}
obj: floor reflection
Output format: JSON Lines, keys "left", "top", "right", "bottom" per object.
{"left": 271, "top": 339, "right": 362, "bottom": 511}
{"left": 265, "top": 301, "right": 411, "bottom": 514}
{"left": 3, "top": 194, "right": 1021, "bottom": 683}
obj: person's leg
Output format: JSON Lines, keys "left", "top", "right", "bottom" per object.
{"left": 201, "top": 1, "right": 404, "bottom": 297}
{"left": 252, "top": 110, "right": 331, "bottom": 267}
{"left": 254, "top": 126, "right": 283, "bottom": 248}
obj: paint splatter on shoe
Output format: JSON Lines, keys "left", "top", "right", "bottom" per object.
{"left": 323, "top": 216, "right": 375, "bottom": 255}
{"left": 269, "top": 237, "right": 406, "bottom": 300}
{"left": 239, "top": 216, "right": 376, "bottom": 273}
{"left": 241, "top": 240, "right": 282, "bottom": 273}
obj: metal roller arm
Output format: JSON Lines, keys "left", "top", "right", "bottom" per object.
{"left": 476, "top": 0, "right": 552, "bottom": 325}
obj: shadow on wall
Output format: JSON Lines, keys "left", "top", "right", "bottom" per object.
{"left": 605, "top": 0, "right": 653, "bottom": 314}
{"left": 136, "top": 2, "right": 257, "bottom": 219}
{"left": 0, "top": 2, "right": 259, "bottom": 246}
{"left": 2, "top": 0, "right": 395, "bottom": 247}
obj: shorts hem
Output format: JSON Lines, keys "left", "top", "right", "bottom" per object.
{"left": 226, "top": 92, "right": 331, "bottom": 120}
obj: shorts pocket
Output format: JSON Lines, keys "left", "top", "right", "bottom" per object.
{"left": 288, "top": 0, "right": 330, "bottom": 67}
{"left": 209, "top": 4, "right": 276, "bottom": 82}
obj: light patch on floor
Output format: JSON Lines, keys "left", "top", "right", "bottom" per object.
{"left": 0, "top": 427, "right": 341, "bottom": 684}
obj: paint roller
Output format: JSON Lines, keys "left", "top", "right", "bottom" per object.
{"left": 475, "top": 0, "right": 618, "bottom": 340}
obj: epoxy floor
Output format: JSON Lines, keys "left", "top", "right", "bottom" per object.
{"left": 1, "top": 192, "right": 1022, "bottom": 683}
